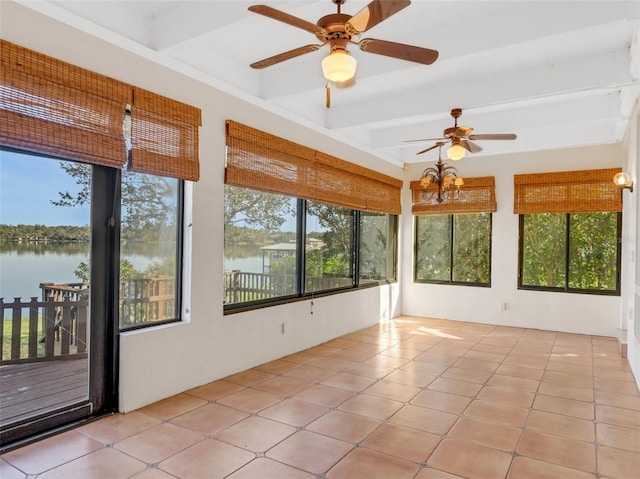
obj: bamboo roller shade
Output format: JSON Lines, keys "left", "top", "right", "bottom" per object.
{"left": 410, "top": 176, "right": 497, "bottom": 215}
{"left": 0, "top": 40, "right": 201, "bottom": 181}
{"left": 225, "top": 120, "right": 402, "bottom": 215}
{"left": 514, "top": 168, "right": 622, "bottom": 214}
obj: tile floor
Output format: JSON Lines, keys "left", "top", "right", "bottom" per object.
{"left": 2, "top": 316, "right": 640, "bottom": 479}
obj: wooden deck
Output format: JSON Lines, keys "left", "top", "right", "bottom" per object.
{"left": 0, "top": 359, "right": 88, "bottom": 428}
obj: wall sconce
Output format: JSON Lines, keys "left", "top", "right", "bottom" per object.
{"left": 613, "top": 172, "right": 634, "bottom": 192}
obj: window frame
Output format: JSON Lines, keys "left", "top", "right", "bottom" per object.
{"left": 223, "top": 188, "right": 398, "bottom": 314}
{"left": 413, "top": 213, "right": 493, "bottom": 287}
{"left": 517, "top": 212, "right": 622, "bottom": 295}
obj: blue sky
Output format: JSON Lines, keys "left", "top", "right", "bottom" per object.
{"left": 0, "top": 150, "right": 90, "bottom": 226}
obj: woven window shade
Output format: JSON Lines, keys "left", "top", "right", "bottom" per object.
{"left": 225, "top": 120, "right": 402, "bottom": 214}
{"left": 129, "top": 87, "right": 202, "bottom": 181}
{"left": 410, "top": 176, "right": 497, "bottom": 215}
{"left": 0, "top": 39, "right": 131, "bottom": 168}
{"left": 514, "top": 168, "right": 622, "bottom": 214}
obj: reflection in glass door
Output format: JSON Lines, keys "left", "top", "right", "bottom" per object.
{"left": 0, "top": 151, "right": 93, "bottom": 445}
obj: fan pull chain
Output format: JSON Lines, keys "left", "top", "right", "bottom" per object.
{"left": 326, "top": 82, "right": 331, "bottom": 108}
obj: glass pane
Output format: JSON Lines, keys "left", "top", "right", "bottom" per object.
{"left": 359, "top": 212, "right": 396, "bottom": 283}
{"left": 521, "top": 213, "right": 566, "bottom": 287}
{"left": 453, "top": 213, "right": 491, "bottom": 284}
{"left": 0, "top": 151, "right": 90, "bottom": 425}
{"left": 119, "top": 171, "right": 181, "bottom": 328}
{"left": 224, "top": 185, "right": 297, "bottom": 304}
{"left": 305, "top": 201, "right": 354, "bottom": 292}
{"left": 568, "top": 212, "right": 618, "bottom": 291}
{"left": 415, "top": 215, "right": 451, "bottom": 281}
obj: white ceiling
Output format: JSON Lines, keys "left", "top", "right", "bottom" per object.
{"left": 22, "top": 0, "right": 640, "bottom": 166}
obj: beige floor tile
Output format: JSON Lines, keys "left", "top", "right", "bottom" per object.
{"left": 114, "top": 423, "right": 203, "bottom": 464}
{"left": 215, "top": 416, "right": 297, "bottom": 452}
{"left": 595, "top": 377, "right": 640, "bottom": 396}
{"left": 326, "top": 447, "right": 418, "bottom": 479}
{"left": 329, "top": 348, "right": 375, "bottom": 362}
{"left": 253, "top": 375, "right": 315, "bottom": 396}
{"left": 400, "top": 360, "right": 448, "bottom": 376}
{"left": 384, "top": 369, "right": 437, "bottom": 388}
{"left": 453, "top": 357, "right": 500, "bottom": 373}
{"left": 362, "top": 354, "right": 410, "bottom": 369}
{"left": 159, "top": 438, "right": 254, "bottom": 479}
{"left": 337, "top": 393, "right": 404, "bottom": 420}
{"left": 281, "top": 364, "right": 336, "bottom": 383}
{"left": 306, "top": 410, "right": 380, "bottom": 444}
{"left": 224, "top": 368, "right": 274, "bottom": 386}
{"left": 594, "top": 366, "right": 638, "bottom": 383}
{"left": 342, "top": 363, "right": 395, "bottom": 379}
{"left": 171, "top": 403, "right": 249, "bottom": 434}
{"left": 227, "top": 458, "right": 315, "bottom": 479}
{"left": 464, "top": 349, "right": 507, "bottom": 363}
{"left": 596, "top": 422, "right": 640, "bottom": 452}
{"left": 410, "top": 389, "right": 472, "bottom": 415}
{"left": 380, "top": 345, "right": 423, "bottom": 359}
{"left": 448, "top": 416, "right": 521, "bottom": 451}
{"left": 361, "top": 423, "right": 441, "bottom": 462}
{"left": 486, "top": 374, "right": 540, "bottom": 392}
{"left": 507, "top": 456, "right": 595, "bottom": 479}
{"left": 427, "top": 438, "right": 512, "bottom": 479}
{"left": 216, "top": 388, "right": 283, "bottom": 413}
{"left": 259, "top": 398, "right": 329, "bottom": 427}
{"left": 137, "top": 393, "right": 208, "bottom": 421}
{"left": 130, "top": 468, "right": 177, "bottom": 478}
{"left": 427, "top": 377, "right": 483, "bottom": 397}
{"left": 2, "top": 431, "right": 102, "bottom": 475}
{"left": 320, "top": 372, "right": 378, "bottom": 391}
{"left": 184, "top": 379, "right": 245, "bottom": 401}
{"left": 388, "top": 404, "right": 458, "bottom": 435}
{"left": 596, "top": 404, "right": 640, "bottom": 430}
{"left": 254, "top": 359, "right": 302, "bottom": 375}
{"left": 415, "top": 468, "right": 466, "bottom": 479}
{"left": 495, "top": 363, "right": 544, "bottom": 381}
{"left": 292, "top": 384, "right": 355, "bottom": 407}
{"left": 545, "top": 361, "right": 593, "bottom": 377}
{"left": 476, "top": 385, "right": 535, "bottom": 408}
{"left": 414, "top": 352, "right": 459, "bottom": 367}
{"left": 595, "top": 390, "right": 640, "bottom": 410}
{"left": 525, "top": 410, "right": 595, "bottom": 442}
{"left": 267, "top": 430, "right": 352, "bottom": 475}
{"left": 502, "top": 355, "right": 548, "bottom": 370}
{"left": 77, "top": 411, "right": 161, "bottom": 444}
{"left": 533, "top": 394, "right": 594, "bottom": 420}
{"left": 441, "top": 367, "right": 492, "bottom": 384}
{"left": 597, "top": 445, "right": 640, "bottom": 479}
{"left": 537, "top": 380, "right": 594, "bottom": 402}
{"left": 363, "top": 379, "right": 421, "bottom": 402}
{"left": 37, "top": 447, "right": 146, "bottom": 479}
{"left": 463, "top": 399, "right": 529, "bottom": 427}
{"left": 0, "top": 459, "right": 25, "bottom": 479}
{"left": 517, "top": 430, "right": 596, "bottom": 473}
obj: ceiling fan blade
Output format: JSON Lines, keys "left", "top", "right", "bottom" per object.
{"left": 346, "top": 0, "right": 411, "bottom": 34}
{"left": 461, "top": 139, "right": 483, "bottom": 153}
{"left": 416, "top": 143, "right": 441, "bottom": 155}
{"left": 250, "top": 44, "right": 322, "bottom": 69}
{"left": 358, "top": 38, "right": 439, "bottom": 65}
{"left": 404, "top": 137, "right": 447, "bottom": 143}
{"left": 468, "top": 133, "right": 517, "bottom": 140}
{"left": 248, "top": 5, "right": 327, "bottom": 36}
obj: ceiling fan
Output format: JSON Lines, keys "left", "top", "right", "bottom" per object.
{"left": 407, "top": 108, "right": 517, "bottom": 160}
{"left": 248, "top": 0, "right": 439, "bottom": 107}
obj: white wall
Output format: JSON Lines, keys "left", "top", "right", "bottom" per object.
{"left": 621, "top": 101, "right": 639, "bottom": 385}
{"left": 1, "top": 1, "right": 402, "bottom": 412}
{"left": 402, "top": 143, "right": 623, "bottom": 338}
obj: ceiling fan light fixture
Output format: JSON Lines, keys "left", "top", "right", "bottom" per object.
{"left": 447, "top": 143, "right": 466, "bottom": 161}
{"left": 322, "top": 49, "right": 357, "bottom": 83}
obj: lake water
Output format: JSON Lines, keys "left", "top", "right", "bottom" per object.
{"left": 0, "top": 243, "right": 263, "bottom": 300}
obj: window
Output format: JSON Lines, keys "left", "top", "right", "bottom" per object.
{"left": 359, "top": 211, "right": 397, "bottom": 283}
{"left": 224, "top": 121, "right": 401, "bottom": 311}
{"left": 414, "top": 213, "right": 492, "bottom": 285}
{"left": 514, "top": 168, "right": 622, "bottom": 296}
{"left": 519, "top": 212, "right": 621, "bottom": 293}
{"left": 119, "top": 171, "right": 184, "bottom": 329}
{"left": 223, "top": 185, "right": 398, "bottom": 310}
